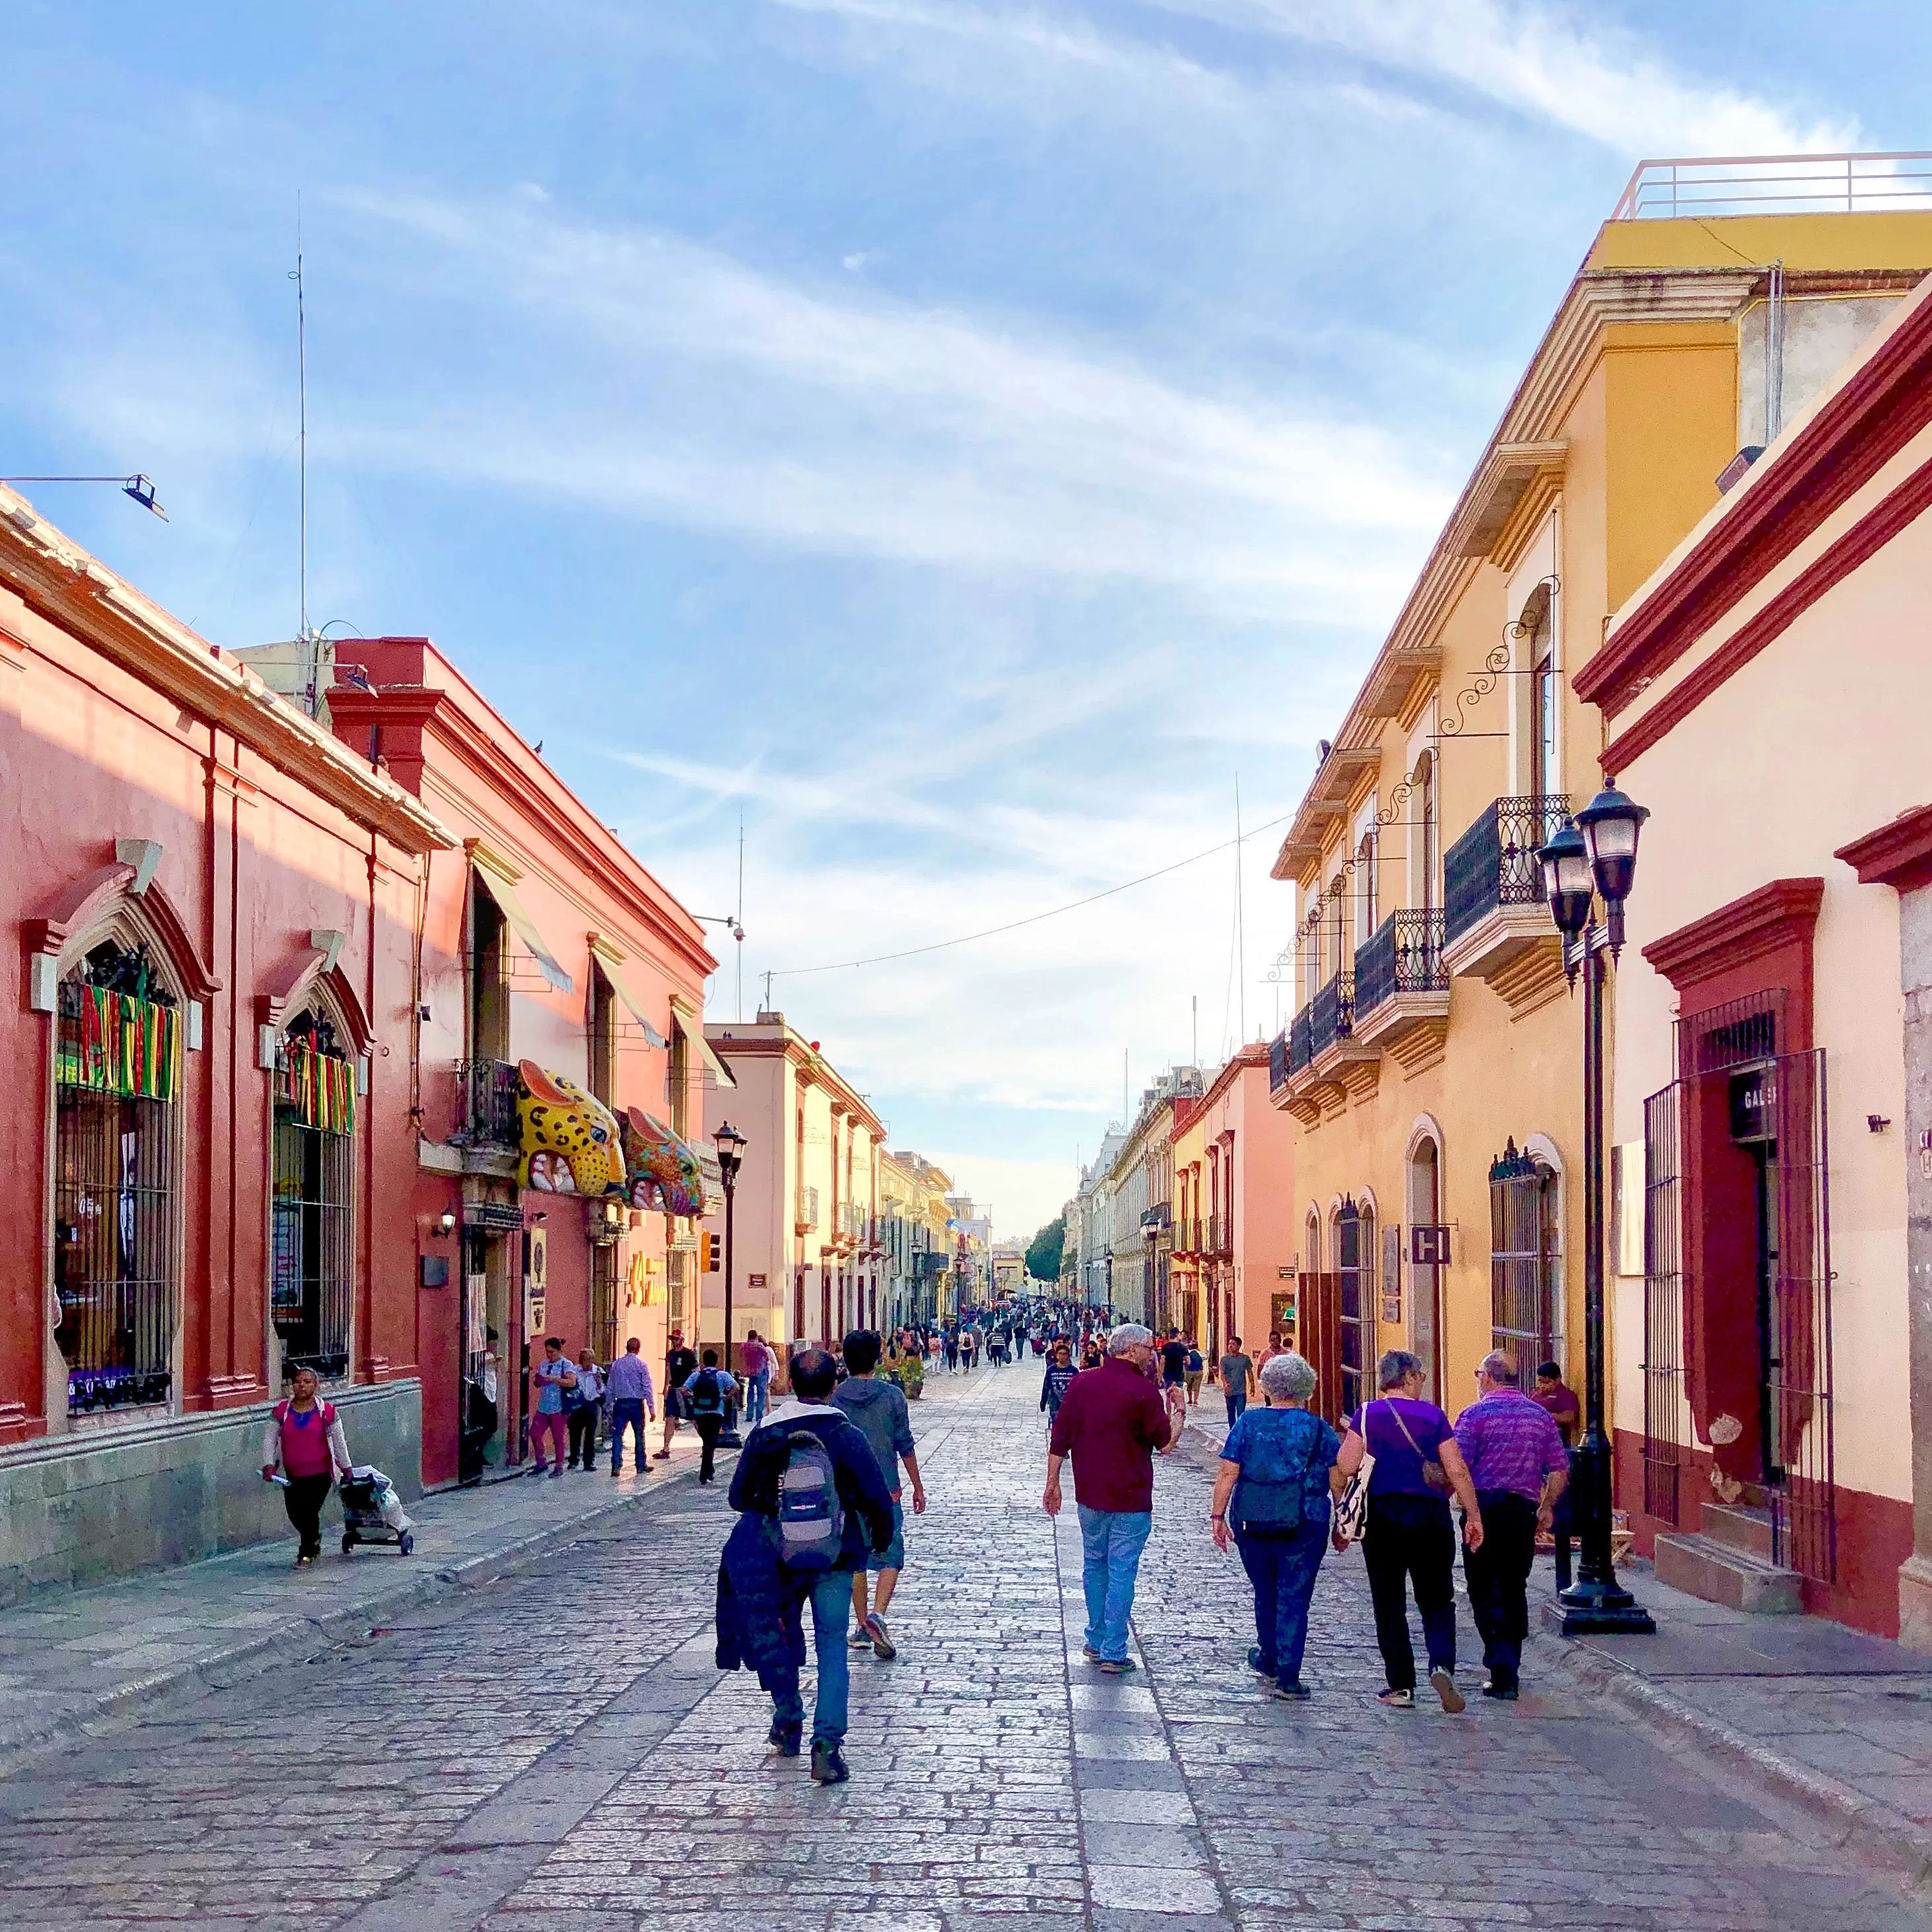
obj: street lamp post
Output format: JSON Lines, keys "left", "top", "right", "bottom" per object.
{"left": 1536, "top": 787, "right": 1657, "bottom": 1636}
{"left": 713, "top": 1122, "right": 748, "bottom": 1448}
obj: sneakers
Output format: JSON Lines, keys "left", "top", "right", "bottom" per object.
{"left": 1096, "top": 1657, "right": 1137, "bottom": 1675}
{"left": 1081, "top": 1644, "right": 1102, "bottom": 1662}
{"left": 1377, "top": 1687, "right": 1415, "bottom": 1708}
{"left": 866, "top": 1613, "right": 896, "bottom": 1661}
{"left": 1429, "top": 1666, "right": 1466, "bottom": 1714}
{"left": 548, "top": 1467, "right": 563, "bottom": 1480}
{"left": 768, "top": 1721, "right": 802, "bottom": 1757}
{"left": 809, "top": 1739, "right": 850, "bottom": 1785}
{"left": 848, "top": 1624, "right": 875, "bottom": 1649}
{"left": 1246, "top": 1647, "right": 1276, "bottom": 1678}
{"left": 1273, "top": 1682, "right": 1311, "bottom": 1701}
{"left": 1482, "top": 1679, "right": 1520, "bottom": 1701}
{"left": 652, "top": 1449, "right": 671, "bottom": 1460}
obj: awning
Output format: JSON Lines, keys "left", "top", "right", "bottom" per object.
{"left": 622, "top": 1107, "right": 710, "bottom": 1217}
{"left": 599, "top": 956, "right": 668, "bottom": 1049}
{"left": 674, "top": 1008, "right": 736, "bottom": 1089}
{"left": 474, "top": 859, "right": 574, "bottom": 995}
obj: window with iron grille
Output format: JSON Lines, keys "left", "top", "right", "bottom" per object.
{"left": 1490, "top": 1139, "right": 1560, "bottom": 1373}
{"left": 52, "top": 937, "right": 182, "bottom": 1417}
{"left": 1336, "top": 1198, "right": 1376, "bottom": 1419}
{"left": 271, "top": 1009, "right": 355, "bottom": 1384}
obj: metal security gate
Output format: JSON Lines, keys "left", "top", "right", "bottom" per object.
{"left": 1641, "top": 1081, "right": 1685, "bottom": 1528}
{"left": 1490, "top": 1140, "right": 1560, "bottom": 1373}
{"left": 1766, "top": 1047, "right": 1836, "bottom": 1581}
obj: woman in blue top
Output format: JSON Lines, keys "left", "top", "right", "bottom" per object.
{"left": 1335, "top": 1350, "right": 1484, "bottom": 1711}
{"left": 1210, "top": 1351, "right": 1340, "bottom": 1701}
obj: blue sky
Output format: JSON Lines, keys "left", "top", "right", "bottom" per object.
{"left": 3, "top": 1, "right": 1918, "bottom": 1237}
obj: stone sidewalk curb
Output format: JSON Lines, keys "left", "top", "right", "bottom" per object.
{"left": 1552, "top": 1637, "right": 1932, "bottom": 1896}
{"left": 0, "top": 1458, "right": 711, "bottom": 1775}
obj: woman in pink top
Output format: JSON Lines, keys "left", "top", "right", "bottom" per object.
{"left": 262, "top": 1366, "right": 351, "bottom": 1566}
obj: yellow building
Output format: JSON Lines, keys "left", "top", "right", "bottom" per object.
{"left": 1270, "top": 161, "right": 1932, "bottom": 1427}
{"left": 701, "top": 1012, "right": 886, "bottom": 1351}
{"left": 878, "top": 1147, "right": 955, "bottom": 1326}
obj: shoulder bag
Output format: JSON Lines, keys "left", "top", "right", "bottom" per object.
{"left": 1384, "top": 1398, "right": 1450, "bottom": 1493}
{"left": 1332, "top": 1408, "right": 1376, "bottom": 1546}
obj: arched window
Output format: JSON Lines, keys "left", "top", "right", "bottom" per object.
{"left": 1490, "top": 1137, "right": 1561, "bottom": 1373}
{"left": 52, "top": 931, "right": 184, "bottom": 1416}
{"left": 271, "top": 1003, "right": 357, "bottom": 1384}
{"left": 1336, "top": 1196, "right": 1375, "bottom": 1419}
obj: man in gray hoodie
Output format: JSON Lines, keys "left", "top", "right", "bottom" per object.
{"left": 833, "top": 1329, "right": 927, "bottom": 1659}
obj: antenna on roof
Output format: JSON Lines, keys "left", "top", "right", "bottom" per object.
{"left": 288, "top": 196, "right": 322, "bottom": 715}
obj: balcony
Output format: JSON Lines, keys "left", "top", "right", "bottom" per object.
{"left": 1352, "top": 909, "right": 1452, "bottom": 1075}
{"left": 1309, "top": 973, "right": 1354, "bottom": 1057}
{"left": 1289, "top": 1007, "right": 1313, "bottom": 1075}
{"left": 795, "top": 1184, "right": 820, "bottom": 1236}
{"left": 1269, "top": 1030, "right": 1289, "bottom": 1094}
{"left": 450, "top": 1058, "right": 520, "bottom": 1151}
{"left": 1441, "top": 795, "right": 1571, "bottom": 1015}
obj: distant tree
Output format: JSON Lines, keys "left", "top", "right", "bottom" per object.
{"left": 1026, "top": 1216, "right": 1065, "bottom": 1285}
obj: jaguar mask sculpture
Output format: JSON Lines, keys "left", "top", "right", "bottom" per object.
{"left": 516, "top": 1061, "right": 626, "bottom": 1196}
{"left": 622, "top": 1107, "right": 707, "bottom": 1218}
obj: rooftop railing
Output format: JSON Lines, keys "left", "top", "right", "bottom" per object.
{"left": 1612, "top": 153, "right": 1932, "bottom": 221}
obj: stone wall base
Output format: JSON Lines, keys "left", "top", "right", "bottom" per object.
{"left": 0, "top": 1381, "right": 422, "bottom": 1605}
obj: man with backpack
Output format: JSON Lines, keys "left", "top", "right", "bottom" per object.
{"left": 682, "top": 1348, "right": 740, "bottom": 1485}
{"left": 832, "top": 1330, "right": 925, "bottom": 1661}
{"left": 725, "top": 1347, "right": 896, "bottom": 1785}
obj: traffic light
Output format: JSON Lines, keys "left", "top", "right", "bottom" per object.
{"left": 702, "top": 1231, "right": 721, "bottom": 1273}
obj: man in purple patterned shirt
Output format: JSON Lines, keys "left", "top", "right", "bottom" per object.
{"left": 1452, "top": 1351, "right": 1569, "bottom": 1701}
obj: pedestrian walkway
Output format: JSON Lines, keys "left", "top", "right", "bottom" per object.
{"left": 0, "top": 1363, "right": 1922, "bottom": 1930}
{"left": 0, "top": 1430, "right": 714, "bottom": 1768}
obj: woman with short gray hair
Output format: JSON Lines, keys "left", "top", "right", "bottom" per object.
{"left": 1209, "top": 1349, "right": 1339, "bottom": 1700}
{"left": 1334, "top": 1349, "right": 1484, "bottom": 1711}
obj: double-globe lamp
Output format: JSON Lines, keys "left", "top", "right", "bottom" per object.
{"left": 1534, "top": 784, "right": 1656, "bottom": 1635}
{"left": 713, "top": 1122, "right": 748, "bottom": 1446}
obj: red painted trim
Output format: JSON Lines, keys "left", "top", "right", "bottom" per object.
{"left": 1642, "top": 877, "right": 1824, "bottom": 993}
{"left": 1837, "top": 803, "right": 1932, "bottom": 896}
{"left": 1581, "top": 283, "right": 1932, "bottom": 718}
{"left": 1602, "top": 452, "right": 1932, "bottom": 775}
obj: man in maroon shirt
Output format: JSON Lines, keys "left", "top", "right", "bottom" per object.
{"left": 1042, "top": 1324, "right": 1178, "bottom": 1674}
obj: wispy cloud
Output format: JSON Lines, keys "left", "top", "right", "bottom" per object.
{"left": 310, "top": 189, "right": 1454, "bottom": 613}
{"left": 1141, "top": 0, "right": 1857, "bottom": 155}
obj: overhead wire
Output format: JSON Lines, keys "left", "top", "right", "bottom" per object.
{"left": 768, "top": 808, "right": 1297, "bottom": 979}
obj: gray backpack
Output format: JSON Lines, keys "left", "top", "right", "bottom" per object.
{"left": 775, "top": 1429, "right": 845, "bottom": 1571}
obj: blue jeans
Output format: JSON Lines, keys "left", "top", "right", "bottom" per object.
{"left": 1224, "top": 1392, "right": 1247, "bottom": 1429}
{"left": 759, "top": 1569, "right": 853, "bottom": 1744}
{"left": 608, "top": 1398, "right": 647, "bottom": 1472}
{"left": 746, "top": 1373, "right": 771, "bottom": 1429}
{"left": 1235, "top": 1518, "right": 1328, "bottom": 1688}
{"left": 1077, "top": 1505, "right": 1152, "bottom": 1663}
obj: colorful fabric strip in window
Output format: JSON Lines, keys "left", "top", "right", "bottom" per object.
{"left": 284, "top": 1042, "right": 357, "bottom": 1135}
{"left": 55, "top": 987, "right": 181, "bottom": 1100}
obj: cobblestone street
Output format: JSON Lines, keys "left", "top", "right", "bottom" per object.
{"left": 0, "top": 1367, "right": 1926, "bottom": 1932}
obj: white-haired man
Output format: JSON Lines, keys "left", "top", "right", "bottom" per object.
{"left": 1041, "top": 1323, "right": 1178, "bottom": 1674}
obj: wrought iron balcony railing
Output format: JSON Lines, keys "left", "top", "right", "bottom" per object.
{"left": 451, "top": 1057, "right": 520, "bottom": 1149}
{"left": 1309, "top": 972, "right": 1354, "bottom": 1059}
{"left": 1355, "top": 908, "right": 1449, "bottom": 1016}
{"left": 1269, "top": 1030, "right": 1289, "bottom": 1092}
{"left": 1443, "top": 795, "right": 1569, "bottom": 951}
{"left": 1289, "top": 1005, "right": 1314, "bottom": 1075}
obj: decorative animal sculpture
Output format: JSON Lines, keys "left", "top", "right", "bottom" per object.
{"left": 622, "top": 1107, "right": 707, "bottom": 1217}
{"left": 516, "top": 1061, "right": 626, "bottom": 1196}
